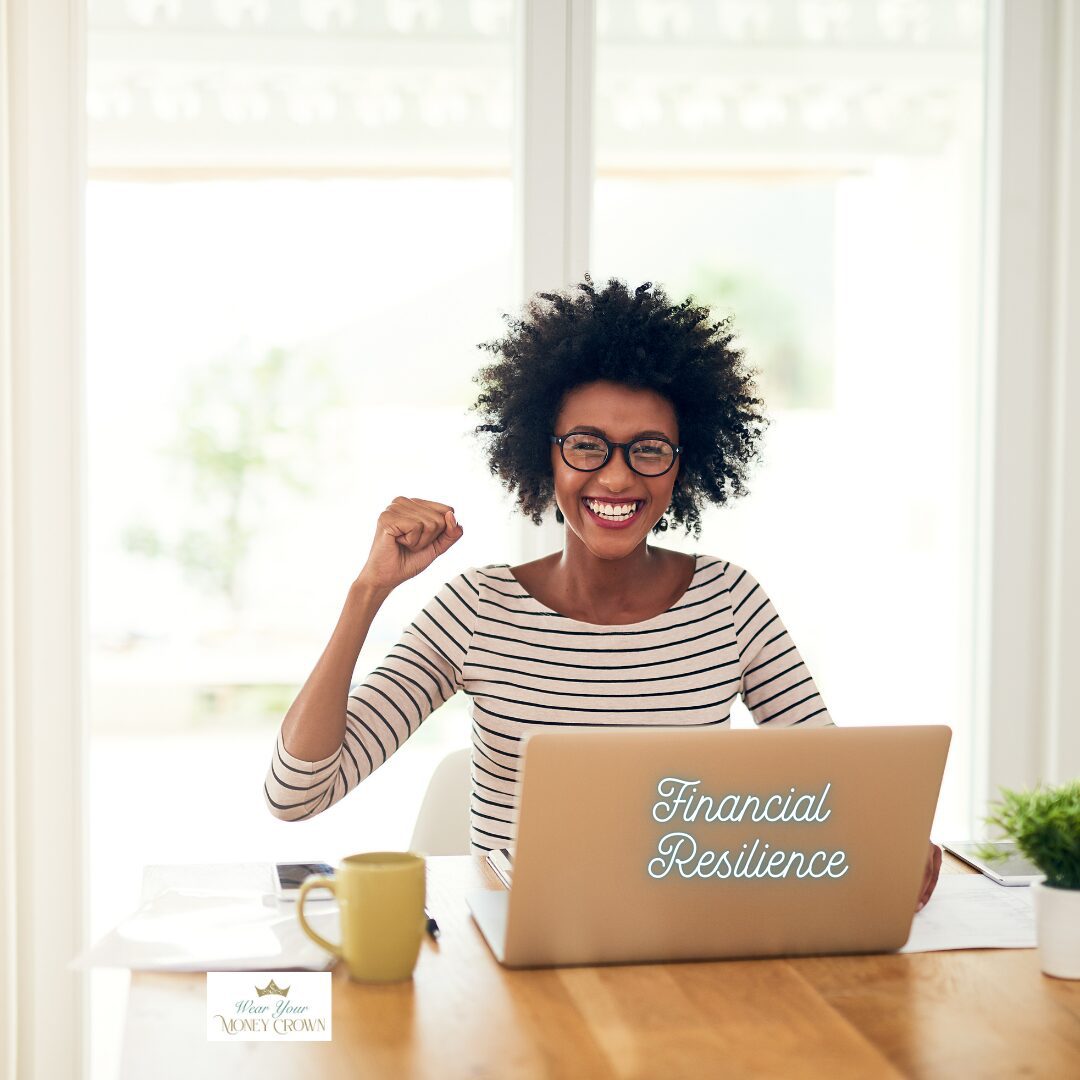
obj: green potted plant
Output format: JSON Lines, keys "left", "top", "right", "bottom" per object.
{"left": 977, "top": 779, "right": 1080, "bottom": 979}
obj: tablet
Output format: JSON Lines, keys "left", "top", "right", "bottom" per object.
{"left": 942, "top": 841, "right": 1043, "bottom": 886}
{"left": 275, "top": 861, "right": 336, "bottom": 901}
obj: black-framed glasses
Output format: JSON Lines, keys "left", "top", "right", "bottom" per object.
{"left": 550, "top": 432, "right": 682, "bottom": 477}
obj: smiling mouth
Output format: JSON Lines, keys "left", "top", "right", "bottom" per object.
{"left": 581, "top": 497, "right": 645, "bottom": 525}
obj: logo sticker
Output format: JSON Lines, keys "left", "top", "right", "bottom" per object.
{"left": 207, "top": 972, "right": 332, "bottom": 1041}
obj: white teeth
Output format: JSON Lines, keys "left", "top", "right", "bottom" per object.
{"left": 585, "top": 499, "right": 640, "bottom": 520}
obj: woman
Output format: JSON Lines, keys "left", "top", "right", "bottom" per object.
{"left": 264, "top": 276, "right": 941, "bottom": 911}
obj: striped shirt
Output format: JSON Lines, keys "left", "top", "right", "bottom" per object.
{"left": 264, "top": 554, "right": 834, "bottom": 851}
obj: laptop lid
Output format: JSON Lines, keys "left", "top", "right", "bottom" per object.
{"left": 470, "top": 724, "right": 950, "bottom": 969}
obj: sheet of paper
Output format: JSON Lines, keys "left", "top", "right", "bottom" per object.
{"left": 70, "top": 862, "right": 341, "bottom": 972}
{"left": 898, "top": 873, "right": 1036, "bottom": 953}
{"left": 139, "top": 861, "right": 279, "bottom": 901}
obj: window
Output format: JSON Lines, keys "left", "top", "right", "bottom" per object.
{"left": 87, "top": 2, "right": 515, "bottom": 1075}
{"left": 85, "top": 2, "right": 988, "bottom": 1074}
{"left": 592, "top": 0, "right": 986, "bottom": 837}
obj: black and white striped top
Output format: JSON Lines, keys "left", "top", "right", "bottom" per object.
{"left": 264, "top": 554, "right": 834, "bottom": 850}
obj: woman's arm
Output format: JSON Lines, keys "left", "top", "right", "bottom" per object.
{"left": 727, "top": 564, "right": 834, "bottom": 728}
{"left": 264, "top": 572, "right": 478, "bottom": 821}
{"left": 279, "top": 578, "right": 391, "bottom": 762}
{"left": 727, "top": 564, "right": 944, "bottom": 909}
{"left": 263, "top": 496, "right": 466, "bottom": 821}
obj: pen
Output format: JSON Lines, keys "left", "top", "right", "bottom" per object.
{"left": 425, "top": 906, "right": 440, "bottom": 939}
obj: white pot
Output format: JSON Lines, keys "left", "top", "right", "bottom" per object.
{"left": 1033, "top": 879, "right": 1080, "bottom": 979}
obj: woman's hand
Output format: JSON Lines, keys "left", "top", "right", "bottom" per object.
{"left": 915, "top": 839, "right": 942, "bottom": 912}
{"left": 356, "top": 497, "right": 464, "bottom": 592}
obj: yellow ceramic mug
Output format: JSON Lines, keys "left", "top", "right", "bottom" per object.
{"left": 296, "top": 851, "right": 427, "bottom": 982}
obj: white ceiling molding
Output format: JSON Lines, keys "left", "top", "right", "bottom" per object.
{"left": 86, "top": 0, "right": 982, "bottom": 174}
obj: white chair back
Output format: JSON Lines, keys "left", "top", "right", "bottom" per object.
{"left": 408, "top": 747, "right": 472, "bottom": 855}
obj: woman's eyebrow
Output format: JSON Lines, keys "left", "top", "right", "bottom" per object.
{"left": 567, "top": 424, "right": 673, "bottom": 440}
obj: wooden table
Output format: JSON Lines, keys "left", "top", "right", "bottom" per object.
{"left": 120, "top": 853, "right": 1080, "bottom": 1079}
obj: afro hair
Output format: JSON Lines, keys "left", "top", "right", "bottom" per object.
{"left": 470, "top": 274, "right": 769, "bottom": 539}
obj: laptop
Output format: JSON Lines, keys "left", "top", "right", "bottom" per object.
{"left": 466, "top": 723, "right": 951, "bottom": 969}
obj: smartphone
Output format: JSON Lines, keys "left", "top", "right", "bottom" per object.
{"left": 275, "top": 861, "right": 336, "bottom": 901}
{"left": 942, "top": 841, "right": 1043, "bottom": 886}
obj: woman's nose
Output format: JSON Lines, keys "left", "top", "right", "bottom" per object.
{"left": 597, "top": 448, "right": 635, "bottom": 488}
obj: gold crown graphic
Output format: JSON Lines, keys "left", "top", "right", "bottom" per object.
{"left": 255, "top": 979, "right": 290, "bottom": 997}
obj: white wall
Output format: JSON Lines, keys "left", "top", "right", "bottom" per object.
{"left": 974, "top": 0, "right": 1080, "bottom": 828}
{"left": 1, "top": 1, "right": 88, "bottom": 1078}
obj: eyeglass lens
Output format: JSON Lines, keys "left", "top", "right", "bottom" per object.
{"left": 561, "top": 433, "right": 674, "bottom": 475}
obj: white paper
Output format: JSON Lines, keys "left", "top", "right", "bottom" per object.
{"left": 70, "top": 862, "right": 342, "bottom": 972}
{"left": 898, "top": 873, "right": 1036, "bottom": 953}
{"left": 139, "top": 861, "right": 279, "bottom": 901}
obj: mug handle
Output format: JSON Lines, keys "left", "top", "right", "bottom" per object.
{"left": 296, "top": 875, "right": 342, "bottom": 960}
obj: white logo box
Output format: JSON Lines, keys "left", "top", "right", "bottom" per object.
{"left": 206, "top": 971, "right": 332, "bottom": 1041}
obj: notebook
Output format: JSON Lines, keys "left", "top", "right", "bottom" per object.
{"left": 467, "top": 724, "right": 951, "bottom": 968}
{"left": 485, "top": 848, "right": 513, "bottom": 889}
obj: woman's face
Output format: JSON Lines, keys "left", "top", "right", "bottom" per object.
{"left": 551, "top": 379, "right": 681, "bottom": 559}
